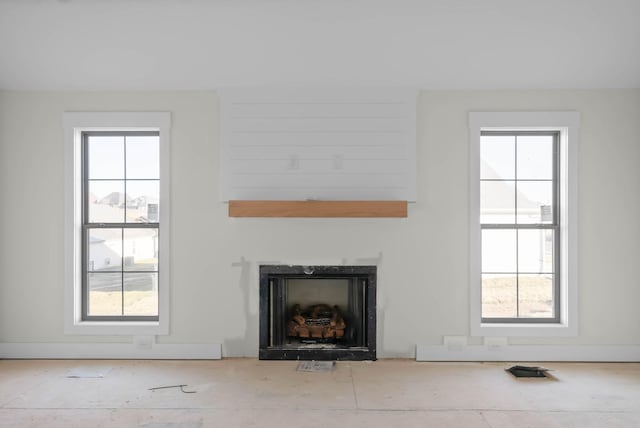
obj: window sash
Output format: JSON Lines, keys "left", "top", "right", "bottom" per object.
{"left": 81, "top": 131, "right": 160, "bottom": 321}
{"left": 480, "top": 131, "right": 560, "bottom": 323}
{"left": 480, "top": 226, "right": 560, "bottom": 323}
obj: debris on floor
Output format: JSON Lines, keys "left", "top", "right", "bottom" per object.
{"left": 149, "top": 384, "right": 197, "bottom": 393}
{"left": 66, "top": 366, "right": 112, "bottom": 378}
{"left": 139, "top": 422, "right": 202, "bottom": 428}
{"left": 296, "top": 361, "right": 336, "bottom": 372}
{"left": 506, "top": 365, "right": 550, "bottom": 378}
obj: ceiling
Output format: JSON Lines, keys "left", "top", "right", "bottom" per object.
{"left": 1, "top": 0, "right": 639, "bottom": 91}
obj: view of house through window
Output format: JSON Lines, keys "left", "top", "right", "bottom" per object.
{"left": 480, "top": 131, "right": 559, "bottom": 322}
{"left": 83, "top": 132, "right": 160, "bottom": 320}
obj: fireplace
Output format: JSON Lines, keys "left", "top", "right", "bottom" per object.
{"left": 259, "top": 265, "right": 376, "bottom": 361}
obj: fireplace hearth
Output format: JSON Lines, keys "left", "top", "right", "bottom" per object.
{"left": 259, "top": 265, "right": 376, "bottom": 361}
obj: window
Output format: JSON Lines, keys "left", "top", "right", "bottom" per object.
{"left": 83, "top": 132, "right": 160, "bottom": 321}
{"left": 469, "top": 112, "right": 579, "bottom": 337}
{"left": 480, "top": 131, "right": 559, "bottom": 322}
{"left": 64, "top": 112, "right": 170, "bottom": 335}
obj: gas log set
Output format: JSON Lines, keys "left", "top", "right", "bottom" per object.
{"left": 287, "top": 304, "right": 346, "bottom": 340}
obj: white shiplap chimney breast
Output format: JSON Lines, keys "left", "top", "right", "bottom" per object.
{"left": 219, "top": 87, "right": 417, "bottom": 201}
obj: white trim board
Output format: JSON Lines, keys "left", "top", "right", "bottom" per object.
{"left": 468, "top": 111, "right": 580, "bottom": 337}
{"left": 0, "top": 342, "right": 222, "bottom": 360}
{"left": 63, "top": 111, "right": 171, "bottom": 336}
{"left": 416, "top": 344, "right": 640, "bottom": 362}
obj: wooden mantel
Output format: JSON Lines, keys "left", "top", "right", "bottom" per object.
{"left": 228, "top": 200, "right": 408, "bottom": 218}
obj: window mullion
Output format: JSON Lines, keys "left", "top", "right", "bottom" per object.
{"left": 515, "top": 229, "right": 520, "bottom": 318}
{"left": 85, "top": 222, "right": 159, "bottom": 229}
{"left": 553, "top": 132, "right": 561, "bottom": 320}
{"left": 514, "top": 135, "right": 519, "bottom": 318}
{"left": 82, "top": 133, "right": 89, "bottom": 319}
{"left": 81, "top": 224, "right": 88, "bottom": 320}
{"left": 481, "top": 224, "right": 558, "bottom": 230}
{"left": 121, "top": 228, "right": 124, "bottom": 316}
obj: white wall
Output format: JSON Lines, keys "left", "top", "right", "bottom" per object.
{"left": 1, "top": 89, "right": 639, "bottom": 357}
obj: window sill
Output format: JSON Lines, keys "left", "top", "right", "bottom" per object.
{"left": 64, "top": 320, "right": 168, "bottom": 336}
{"left": 473, "top": 322, "right": 577, "bottom": 337}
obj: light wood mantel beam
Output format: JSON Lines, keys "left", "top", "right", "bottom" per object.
{"left": 228, "top": 200, "right": 408, "bottom": 218}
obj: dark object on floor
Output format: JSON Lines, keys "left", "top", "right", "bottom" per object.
{"left": 149, "top": 384, "right": 197, "bottom": 393}
{"left": 506, "top": 365, "right": 550, "bottom": 378}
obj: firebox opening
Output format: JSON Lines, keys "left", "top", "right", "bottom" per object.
{"left": 259, "top": 265, "right": 376, "bottom": 361}
{"left": 282, "top": 278, "right": 366, "bottom": 349}
{"left": 286, "top": 279, "right": 349, "bottom": 345}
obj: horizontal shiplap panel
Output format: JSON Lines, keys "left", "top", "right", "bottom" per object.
{"left": 229, "top": 188, "right": 408, "bottom": 201}
{"left": 228, "top": 145, "right": 410, "bottom": 160}
{"left": 219, "top": 87, "right": 417, "bottom": 202}
{"left": 230, "top": 173, "right": 408, "bottom": 189}
{"left": 230, "top": 132, "right": 406, "bottom": 147}
{"left": 229, "top": 117, "right": 407, "bottom": 133}
{"left": 229, "top": 159, "right": 408, "bottom": 174}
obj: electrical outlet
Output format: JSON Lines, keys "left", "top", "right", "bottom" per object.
{"left": 332, "top": 154, "right": 344, "bottom": 170}
{"left": 484, "top": 336, "right": 508, "bottom": 351}
{"left": 443, "top": 336, "right": 467, "bottom": 351}
{"left": 134, "top": 335, "right": 154, "bottom": 350}
{"left": 288, "top": 154, "right": 299, "bottom": 170}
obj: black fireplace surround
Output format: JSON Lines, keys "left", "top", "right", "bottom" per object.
{"left": 259, "top": 265, "right": 376, "bottom": 361}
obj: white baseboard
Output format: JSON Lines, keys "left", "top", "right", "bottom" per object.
{"left": 0, "top": 342, "right": 222, "bottom": 360}
{"left": 416, "top": 344, "right": 640, "bottom": 362}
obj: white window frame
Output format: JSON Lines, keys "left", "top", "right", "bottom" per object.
{"left": 64, "top": 112, "right": 171, "bottom": 335}
{"left": 469, "top": 111, "right": 579, "bottom": 337}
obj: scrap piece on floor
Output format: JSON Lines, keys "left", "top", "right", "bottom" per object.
{"left": 149, "top": 384, "right": 197, "bottom": 393}
{"left": 506, "top": 365, "right": 550, "bottom": 378}
{"left": 66, "top": 366, "right": 112, "bottom": 378}
{"left": 296, "top": 361, "right": 336, "bottom": 372}
{"left": 139, "top": 422, "right": 202, "bottom": 428}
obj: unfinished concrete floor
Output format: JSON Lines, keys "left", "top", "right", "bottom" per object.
{"left": 1, "top": 359, "right": 639, "bottom": 427}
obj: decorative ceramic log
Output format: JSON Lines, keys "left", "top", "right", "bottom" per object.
{"left": 287, "top": 304, "right": 346, "bottom": 339}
